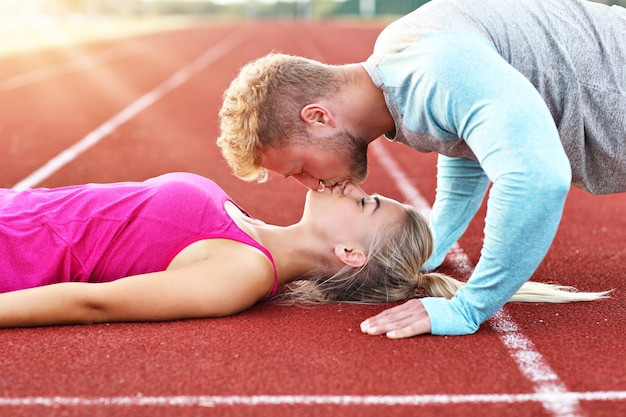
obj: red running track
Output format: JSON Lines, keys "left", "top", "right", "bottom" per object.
{"left": 0, "top": 20, "right": 624, "bottom": 417}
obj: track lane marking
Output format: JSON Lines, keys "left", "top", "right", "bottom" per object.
{"left": 369, "top": 140, "right": 585, "bottom": 417}
{"left": 1, "top": 391, "right": 625, "bottom": 408}
{"left": 10, "top": 29, "right": 248, "bottom": 191}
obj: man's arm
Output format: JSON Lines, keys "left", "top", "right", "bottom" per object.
{"left": 363, "top": 31, "right": 571, "bottom": 337}
{"left": 423, "top": 155, "right": 490, "bottom": 271}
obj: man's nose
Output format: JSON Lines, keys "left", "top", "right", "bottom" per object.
{"left": 292, "top": 173, "right": 324, "bottom": 191}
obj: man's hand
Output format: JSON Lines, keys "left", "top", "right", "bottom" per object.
{"left": 360, "top": 299, "right": 431, "bottom": 339}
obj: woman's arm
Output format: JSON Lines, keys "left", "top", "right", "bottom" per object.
{"left": 0, "top": 244, "right": 275, "bottom": 328}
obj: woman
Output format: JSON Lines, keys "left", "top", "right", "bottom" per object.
{"left": 0, "top": 172, "right": 609, "bottom": 327}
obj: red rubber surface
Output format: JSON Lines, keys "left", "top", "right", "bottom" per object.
{"left": 0, "top": 20, "right": 624, "bottom": 417}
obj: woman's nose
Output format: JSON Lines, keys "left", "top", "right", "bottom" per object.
{"left": 342, "top": 182, "right": 366, "bottom": 197}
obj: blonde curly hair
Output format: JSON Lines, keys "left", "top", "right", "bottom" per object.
{"left": 217, "top": 53, "right": 344, "bottom": 182}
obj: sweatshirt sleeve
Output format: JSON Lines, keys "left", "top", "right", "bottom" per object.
{"left": 399, "top": 32, "right": 572, "bottom": 335}
{"left": 423, "top": 155, "right": 490, "bottom": 271}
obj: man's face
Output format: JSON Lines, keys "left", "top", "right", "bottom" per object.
{"left": 260, "top": 130, "right": 369, "bottom": 190}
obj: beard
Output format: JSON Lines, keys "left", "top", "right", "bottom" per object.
{"left": 320, "top": 129, "right": 369, "bottom": 184}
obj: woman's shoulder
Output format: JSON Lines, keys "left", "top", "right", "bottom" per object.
{"left": 168, "top": 238, "right": 277, "bottom": 304}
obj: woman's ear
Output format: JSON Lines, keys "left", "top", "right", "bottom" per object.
{"left": 301, "top": 104, "right": 336, "bottom": 128}
{"left": 334, "top": 245, "right": 367, "bottom": 268}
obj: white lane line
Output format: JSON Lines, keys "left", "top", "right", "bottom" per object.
{"left": 1, "top": 391, "right": 625, "bottom": 408}
{"left": 10, "top": 29, "right": 248, "bottom": 191}
{"left": 369, "top": 140, "right": 585, "bottom": 417}
{"left": 491, "top": 311, "right": 582, "bottom": 416}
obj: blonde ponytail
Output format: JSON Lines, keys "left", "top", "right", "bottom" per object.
{"left": 419, "top": 272, "right": 612, "bottom": 303}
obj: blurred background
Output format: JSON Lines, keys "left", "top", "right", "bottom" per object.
{"left": 0, "top": 0, "right": 443, "bottom": 21}
{"left": 3, "top": 0, "right": 621, "bottom": 21}
{"left": 0, "top": 0, "right": 432, "bottom": 57}
{"left": 1, "top": 0, "right": 624, "bottom": 59}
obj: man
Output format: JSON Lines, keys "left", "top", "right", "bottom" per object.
{"left": 217, "top": 0, "right": 626, "bottom": 337}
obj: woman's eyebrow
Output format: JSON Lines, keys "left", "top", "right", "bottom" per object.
{"left": 373, "top": 196, "right": 381, "bottom": 213}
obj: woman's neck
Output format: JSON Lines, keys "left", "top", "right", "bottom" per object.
{"left": 225, "top": 202, "right": 325, "bottom": 284}
{"left": 253, "top": 223, "right": 321, "bottom": 284}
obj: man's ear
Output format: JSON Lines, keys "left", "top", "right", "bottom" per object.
{"left": 301, "top": 104, "right": 336, "bottom": 128}
{"left": 334, "top": 245, "right": 367, "bottom": 268}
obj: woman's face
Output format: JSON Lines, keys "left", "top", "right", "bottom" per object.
{"left": 302, "top": 183, "right": 407, "bottom": 246}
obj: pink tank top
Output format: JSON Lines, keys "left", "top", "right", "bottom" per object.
{"left": 0, "top": 173, "right": 279, "bottom": 298}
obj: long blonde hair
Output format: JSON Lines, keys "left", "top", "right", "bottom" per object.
{"left": 277, "top": 203, "right": 611, "bottom": 304}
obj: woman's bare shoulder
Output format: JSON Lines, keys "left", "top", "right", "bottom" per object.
{"left": 169, "top": 238, "right": 276, "bottom": 299}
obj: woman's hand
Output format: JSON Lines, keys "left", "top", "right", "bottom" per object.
{"left": 360, "top": 299, "right": 432, "bottom": 339}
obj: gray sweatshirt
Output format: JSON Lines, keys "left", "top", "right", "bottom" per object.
{"left": 367, "top": 0, "right": 626, "bottom": 194}
{"left": 362, "top": 0, "right": 625, "bottom": 335}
